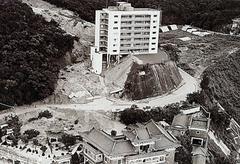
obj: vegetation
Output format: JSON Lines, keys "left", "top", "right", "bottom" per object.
{"left": 0, "top": 0, "right": 75, "bottom": 110}
{"left": 119, "top": 103, "right": 195, "bottom": 125}
{"left": 201, "top": 50, "right": 240, "bottom": 123}
{"left": 175, "top": 132, "right": 192, "bottom": 164}
{"left": 38, "top": 110, "right": 53, "bottom": 119}
{"left": 43, "top": 0, "right": 240, "bottom": 32}
{"left": 5, "top": 115, "right": 22, "bottom": 138}
{"left": 71, "top": 153, "right": 81, "bottom": 164}
{"left": 61, "top": 134, "right": 77, "bottom": 148}
{"left": 23, "top": 129, "right": 40, "bottom": 139}
{"left": 28, "top": 110, "right": 53, "bottom": 122}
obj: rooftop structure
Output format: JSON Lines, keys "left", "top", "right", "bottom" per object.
{"left": 81, "top": 120, "right": 179, "bottom": 164}
{"left": 90, "top": 2, "right": 161, "bottom": 74}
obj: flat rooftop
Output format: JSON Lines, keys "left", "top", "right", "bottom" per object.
{"left": 105, "top": 2, "right": 158, "bottom": 12}
{"left": 134, "top": 51, "right": 169, "bottom": 65}
{"left": 190, "top": 118, "right": 209, "bottom": 130}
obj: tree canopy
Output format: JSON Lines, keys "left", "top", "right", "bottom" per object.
{"left": 0, "top": 0, "right": 75, "bottom": 109}
{"left": 44, "top": 0, "right": 240, "bottom": 32}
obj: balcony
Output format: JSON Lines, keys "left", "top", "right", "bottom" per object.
{"left": 100, "top": 19, "right": 109, "bottom": 25}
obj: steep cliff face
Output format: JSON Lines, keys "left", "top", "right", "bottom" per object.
{"left": 124, "top": 61, "right": 183, "bottom": 100}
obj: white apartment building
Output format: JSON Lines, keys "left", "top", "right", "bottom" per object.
{"left": 90, "top": 2, "right": 161, "bottom": 74}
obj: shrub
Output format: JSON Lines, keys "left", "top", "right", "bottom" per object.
{"left": 74, "top": 120, "right": 79, "bottom": 124}
{"left": 24, "top": 129, "right": 40, "bottom": 139}
{"left": 61, "top": 134, "right": 76, "bottom": 148}
{"left": 38, "top": 110, "right": 53, "bottom": 119}
{"left": 40, "top": 145, "right": 47, "bottom": 153}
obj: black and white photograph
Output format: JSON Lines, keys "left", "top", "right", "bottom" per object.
{"left": 0, "top": 0, "right": 240, "bottom": 163}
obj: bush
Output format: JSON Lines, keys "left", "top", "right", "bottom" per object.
{"left": 40, "top": 145, "right": 47, "bottom": 153}
{"left": 27, "top": 148, "right": 31, "bottom": 152}
{"left": 28, "top": 117, "right": 38, "bottom": 122}
{"left": 24, "top": 129, "right": 40, "bottom": 139}
{"left": 74, "top": 120, "right": 79, "bottom": 124}
{"left": 61, "top": 134, "right": 76, "bottom": 148}
{"left": 119, "top": 103, "right": 185, "bottom": 125}
{"left": 38, "top": 110, "right": 53, "bottom": 119}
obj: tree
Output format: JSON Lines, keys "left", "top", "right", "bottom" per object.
{"left": 111, "top": 130, "right": 117, "bottom": 136}
{"left": 33, "top": 139, "right": 38, "bottom": 150}
{"left": 61, "top": 134, "right": 76, "bottom": 149}
{"left": 71, "top": 153, "right": 80, "bottom": 164}
{"left": 0, "top": 0, "right": 75, "bottom": 110}
{"left": 24, "top": 129, "right": 40, "bottom": 139}
{"left": 40, "top": 145, "right": 47, "bottom": 154}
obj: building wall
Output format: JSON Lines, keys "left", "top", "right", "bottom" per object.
{"left": 95, "top": 9, "right": 160, "bottom": 56}
{"left": 91, "top": 47, "right": 103, "bottom": 74}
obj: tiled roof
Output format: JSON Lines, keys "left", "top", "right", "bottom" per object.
{"left": 82, "top": 128, "right": 136, "bottom": 156}
{"left": 82, "top": 120, "right": 179, "bottom": 157}
{"left": 123, "top": 120, "right": 179, "bottom": 149}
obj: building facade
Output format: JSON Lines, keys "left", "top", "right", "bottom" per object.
{"left": 81, "top": 120, "right": 179, "bottom": 164}
{"left": 91, "top": 2, "right": 161, "bottom": 74}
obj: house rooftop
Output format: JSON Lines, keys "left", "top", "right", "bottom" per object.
{"left": 123, "top": 120, "right": 179, "bottom": 148}
{"left": 82, "top": 120, "right": 179, "bottom": 157}
{"left": 190, "top": 117, "right": 210, "bottom": 131}
{"left": 171, "top": 114, "right": 191, "bottom": 129}
{"left": 82, "top": 128, "right": 136, "bottom": 156}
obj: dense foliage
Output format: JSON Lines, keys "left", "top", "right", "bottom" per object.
{"left": 43, "top": 0, "right": 240, "bottom": 32}
{"left": 0, "top": 0, "right": 75, "bottom": 109}
{"left": 201, "top": 50, "right": 240, "bottom": 123}
{"left": 119, "top": 103, "right": 195, "bottom": 125}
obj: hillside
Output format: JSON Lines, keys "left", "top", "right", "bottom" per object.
{"left": 201, "top": 50, "right": 240, "bottom": 122}
{"left": 124, "top": 60, "right": 183, "bottom": 100}
{"left": 0, "top": 0, "right": 75, "bottom": 109}
{"left": 43, "top": 0, "right": 240, "bottom": 33}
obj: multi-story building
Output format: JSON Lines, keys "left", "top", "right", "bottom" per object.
{"left": 90, "top": 2, "right": 161, "bottom": 74}
{"left": 81, "top": 120, "right": 179, "bottom": 164}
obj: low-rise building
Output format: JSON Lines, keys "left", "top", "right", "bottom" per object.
{"left": 81, "top": 120, "right": 180, "bottom": 164}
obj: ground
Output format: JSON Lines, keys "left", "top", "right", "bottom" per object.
{"left": 1, "top": 0, "right": 240, "bottom": 163}
{"left": 160, "top": 28, "right": 240, "bottom": 77}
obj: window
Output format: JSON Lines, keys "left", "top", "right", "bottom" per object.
{"left": 113, "top": 50, "right": 117, "bottom": 52}
{"left": 114, "top": 21, "right": 118, "bottom": 24}
{"left": 152, "top": 48, "right": 155, "bottom": 50}
{"left": 154, "top": 15, "right": 157, "bottom": 17}
{"left": 152, "top": 37, "right": 156, "bottom": 39}
{"left": 114, "top": 15, "right": 118, "bottom": 18}
{"left": 153, "top": 20, "right": 156, "bottom": 23}
{"left": 113, "top": 27, "right": 118, "bottom": 29}
{"left": 153, "top": 26, "right": 157, "bottom": 28}
{"left": 152, "top": 43, "right": 156, "bottom": 45}
{"left": 153, "top": 32, "right": 156, "bottom": 34}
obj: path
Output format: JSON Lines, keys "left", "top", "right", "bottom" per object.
{"left": 0, "top": 68, "right": 199, "bottom": 121}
